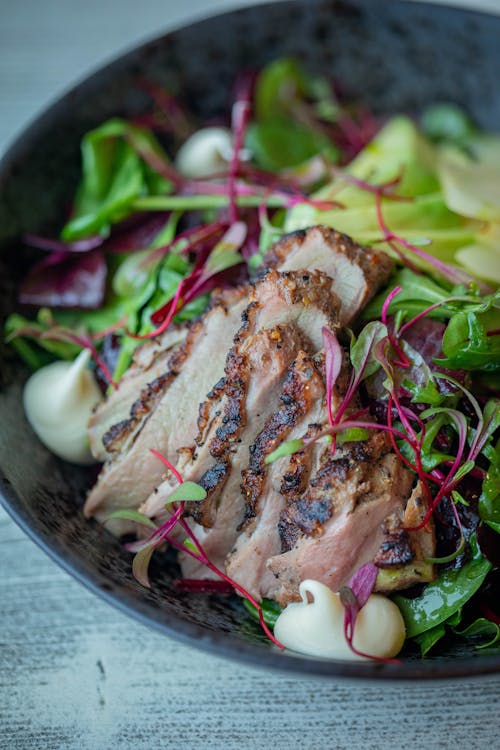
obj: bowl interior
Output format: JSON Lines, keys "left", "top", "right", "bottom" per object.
{"left": 1, "top": 0, "right": 500, "bottom": 679}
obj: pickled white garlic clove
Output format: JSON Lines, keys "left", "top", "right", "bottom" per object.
{"left": 23, "top": 349, "right": 102, "bottom": 465}
{"left": 175, "top": 127, "right": 250, "bottom": 178}
{"left": 274, "top": 579, "right": 406, "bottom": 661}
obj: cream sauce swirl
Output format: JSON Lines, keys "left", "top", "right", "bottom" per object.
{"left": 274, "top": 579, "right": 406, "bottom": 661}
{"left": 23, "top": 349, "right": 102, "bottom": 465}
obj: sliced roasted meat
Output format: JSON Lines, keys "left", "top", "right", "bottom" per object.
{"left": 176, "top": 327, "right": 311, "bottom": 578}
{"left": 265, "top": 432, "right": 416, "bottom": 606}
{"left": 88, "top": 325, "right": 188, "bottom": 462}
{"left": 140, "top": 269, "right": 341, "bottom": 531}
{"left": 83, "top": 289, "right": 248, "bottom": 520}
{"left": 225, "top": 351, "right": 329, "bottom": 598}
{"left": 263, "top": 225, "right": 392, "bottom": 325}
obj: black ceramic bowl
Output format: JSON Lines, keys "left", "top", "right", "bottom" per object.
{"left": 1, "top": 0, "right": 499, "bottom": 680}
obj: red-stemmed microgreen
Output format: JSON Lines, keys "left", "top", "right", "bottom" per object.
{"left": 123, "top": 449, "right": 284, "bottom": 648}
{"left": 124, "top": 126, "right": 185, "bottom": 190}
{"left": 339, "top": 562, "right": 400, "bottom": 664}
{"left": 150, "top": 447, "right": 183, "bottom": 483}
{"left": 327, "top": 322, "right": 387, "bottom": 451}
{"left": 173, "top": 579, "right": 235, "bottom": 594}
{"left": 105, "top": 509, "right": 157, "bottom": 529}
{"left": 136, "top": 78, "right": 194, "bottom": 141}
{"left": 173, "top": 515, "right": 284, "bottom": 648}
{"left": 131, "top": 221, "right": 246, "bottom": 340}
{"left": 374, "top": 192, "right": 487, "bottom": 289}
{"left": 129, "top": 276, "right": 186, "bottom": 340}
{"left": 227, "top": 81, "right": 252, "bottom": 223}
{"left": 144, "top": 220, "right": 228, "bottom": 265}
{"left": 381, "top": 285, "right": 409, "bottom": 367}
{"left": 425, "top": 497, "right": 466, "bottom": 565}
{"left": 327, "top": 164, "right": 409, "bottom": 202}
{"left": 7, "top": 322, "right": 118, "bottom": 389}
{"left": 322, "top": 326, "right": 343, "bottom": 430}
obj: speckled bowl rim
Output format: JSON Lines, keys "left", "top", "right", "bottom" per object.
{"left": 1, "top": 0, "right": 500, "bottom": 681}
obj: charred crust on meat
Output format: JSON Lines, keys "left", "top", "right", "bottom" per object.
{"left": 188, "top": 461, "right": 229, "bottom": 525}
{"left": 375, "top": 532, "right": 414, "bottom": 567}
{"left": 102, "top": 371, "right": 175, "bottom": 453}
{"left": 102, "top": 419, "right": 131, "bottom": 451}
{"left": 262, "top": 225, "right": 392, "bottom": 282}
{"left": 241, "top": 352, "right": 324, "bottom": 524}
{"left": 100, "top": 315, "right": 207, "bottom": 455}
{"left": 280, "top": 453, "right": 310, "bottom": 498}
{"left": 279, "top": 499, "right": 332, "bottom": 551}
{"left": 374, "top": 527, "right": 414, "bottom": 567}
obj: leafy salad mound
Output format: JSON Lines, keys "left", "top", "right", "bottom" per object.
{"left": 6, "top": 58, "right": 500, "bottom": 659}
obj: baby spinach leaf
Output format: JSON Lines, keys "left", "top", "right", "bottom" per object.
{"left": 394, "top": 537, "right": 492, "bottom": 638}
{"left": 479, "top": 439, "right": 500, "bottom": 534}
{"left": 413, "top": 609, "right": 463, "bottom": 657}
{"left": 413, "top": 622, "right": 447, "bottom": 657}
{"left": 62, "top": 119, "right": 172, "bottom": 241}
{"left": 453, "top": 618, "right": 500, "bottom": 649}
{"left": 246, "top": 119, "right": 337, "bottom": 171}
{"left": 253, "top": 57, "right": 308, "bottom": 121}
{"left": 440, "top": 311, "right": 500, "bottom": 371}
{"left": 421, "top": 103, "right": 476, "bottom": 147}
{"left": 243, "top": 597, "right": 282, "bottom": 628}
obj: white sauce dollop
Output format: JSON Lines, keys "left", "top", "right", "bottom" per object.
{"left": 274, "top": 579, "right": 406, "bottom": 661}
{"left": 23, "top": 349, "right": 102, "bottom": 465}
{"left": 175, "top": 127, "right": 234, "bottom": 178}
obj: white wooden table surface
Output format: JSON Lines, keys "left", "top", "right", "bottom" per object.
{"left": 1, "top": 2, "right": 500, "bottom": 748}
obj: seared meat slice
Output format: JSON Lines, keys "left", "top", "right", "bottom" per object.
{"left": 266, "top": 432, "right": 415, "bottom": 606}
{"left": 83, "top": 289, "right": 248, "bottom": 520}
{"left": 88, "top": 325, "right": 188, "bottom": 462}
{"left": 375, "top": 481, "right": 435, "bottom": 591}
{"left": 176, "top": 326, "right": 311, "bottom": 577}
{"left": 225, "top": 351, "right": 328, "bottom": 598}
{"left": 263, "top": 225, "right": 392, "bottom": 325}
{"left": 140, "top": 269, "right": 341, "bottom": 528}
